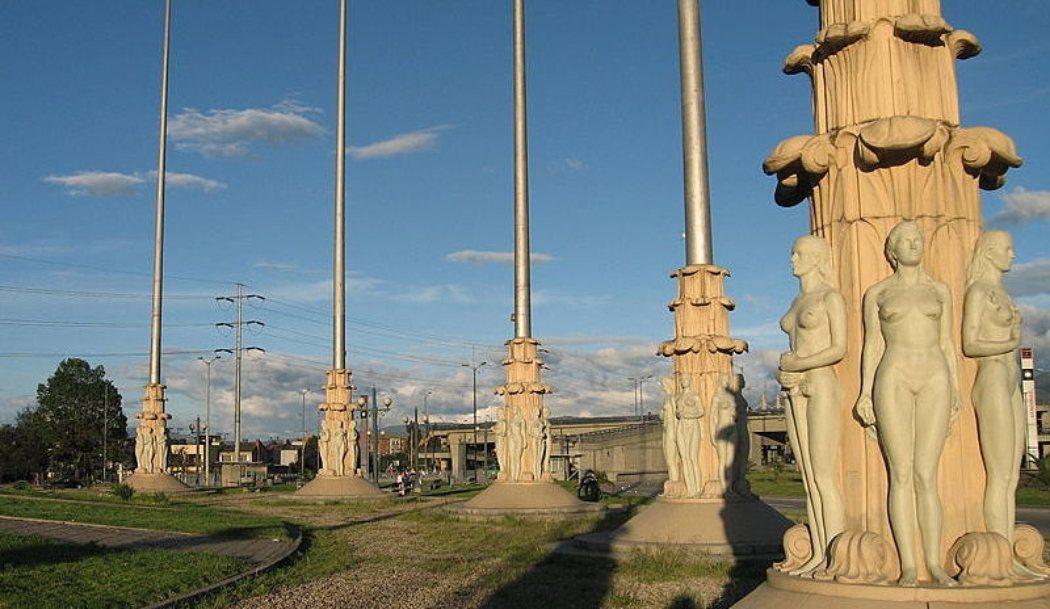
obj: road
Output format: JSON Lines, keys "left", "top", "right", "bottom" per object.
{"left": 763, "top": 496, "right": 1050, "bottom": 538}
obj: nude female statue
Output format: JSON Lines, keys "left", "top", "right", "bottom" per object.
{"left": 318, "top": 419, "right": 333, "bottom": 475}
{"left": 506, "top": 409, "right": 525, "bottom": 482}
{"left": 541, "top": 406, "right": 552, "bottom": 476}
{"left": 963, "top": 231, "right": 1024, "bottom": 544}
{"left": 156, "top": 428, "right": 167, "bottom": 472}
{"left": 676, "top": 376, "right": 704, "bottom": 497}
{"left": 141, "top": 427, "right": 156, "bottom": 473}
{"left": 659, "top": 377, "right": 684, "bottom": 496}
{"left": 332, "top": 420, "right": 348, "bottom": 477}
{"left": 778, "top": 234, "right": 847, "bottom": 575}
{"left": 135, "top": 426, "right": 149, "bottom": 473}
{"left": 527, "top": 411, "right": 545, "bottom": 481}
{"left": 347, "top": 416, "right": 359, "bottom": 474}
{"left": 711, "top": 373, "right": 738, "bottom": 495}
{"left": 492, "top": 410, "right": 508, "bottom": 478}
{"left": 855, "top": 221, "right": 960, "bottom": 587}
{"left": 731, "top": 375, "right": 752, "bottom": 496}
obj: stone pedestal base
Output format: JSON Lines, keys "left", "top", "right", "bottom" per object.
{"left": 295, "top": 474, "right": 385, "bottom": 499}
{"left": 571, "top": 496, "right": 790, "bottom": 559}
{"left": 732, "top": 569, "right": 1050, "bottom": 608}
{"left": 125, "top": 472, "right": 191, "bottom": 493}
{"left": 446, "top": 481, "right": 604, "bottom": 518}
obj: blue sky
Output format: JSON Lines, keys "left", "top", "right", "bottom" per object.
{"left": 1, "top": 1, "right": 1048, "bottom": 439}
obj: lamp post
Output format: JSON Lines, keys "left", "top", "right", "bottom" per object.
{"left": 197, "top": 355, "right": 220, "bottom": 487}
{"left": 462, "top": 361, "right": 487, "bottom": 474}
{"left": 358, "top": 390, "right": 392, "bottom": 484}
{"left": 299, "top": 388, "right": 309, "bottom": 480}
{"left": 423, "top": 390, "right": 433, "bottom": 471}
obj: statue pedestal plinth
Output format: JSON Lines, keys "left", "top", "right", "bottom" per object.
{"left": 446, "top": 481, "right": 604, "bottom": 518}
{"left": 571, "top": 495, "right": 790, "bottom": 560}
{"left": 125, "top": 471, "right": 191, "bottom": 493}
{"left": 295, "top": 474, "right": 385, "bottom": 499}
{"left": 733, "top": 570, "right": 1050, "bottom": 608}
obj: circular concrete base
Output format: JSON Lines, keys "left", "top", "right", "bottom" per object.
{"left": 294, "top": 475, "right": 386, "bottom": 499}
{"left": 125, "top": 472, "right": 192, "bottom": 493}
{"left": 731, "top": 570, "right": 1050, "bottom": 607}
{"left": 570, "top": 496, "right": 791, "bottom": 560}
{"left": 446, "top": 481, "right": 605, "bottom": 518}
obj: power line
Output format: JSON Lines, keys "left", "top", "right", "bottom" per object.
{"left": 0, "top": 252, "right": 235, "bottom": 286}
{"left": 0, "top": 349, "right": 211, "bottom": 359}
{"left": 0, "top": 318, "right": 213, "bottom": 329}
{"left": 0, "top": 284, "right": 210, "bottom": 300}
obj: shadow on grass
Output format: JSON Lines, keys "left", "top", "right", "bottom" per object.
{"left": 471, "top": 507, "right": 635, "bottom": 609}
{"left": 0, "top": 539, "right": 109, "bottom": 570}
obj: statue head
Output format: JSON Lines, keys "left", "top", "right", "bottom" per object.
{"left": 967, "top": 230, "right": 1015, "bottom": 287}
{"left": 660, "top": 376, "right": 676, "bottom": 396}
{"left": 791, "top": 235, "right": 835, "bottom": 286}
{"left": 885, "top": 221, "right": 924, "bottom": 270}
{"left": 735, "top": 373, "right": 746, "bottom": 391}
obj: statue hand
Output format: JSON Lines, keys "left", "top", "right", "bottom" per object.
{"left": 854, "top": 394, "right": 876, "bottom": 427}
{"left": 779, "top": 352, "right": 799, "bottom": 372}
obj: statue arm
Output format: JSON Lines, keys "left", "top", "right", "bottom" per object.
{"left": 961, "top": 286, "right": 1018, "bottom": 357}
{"left": 939, "top": 284, "right": 962, "bottom": 420}
{"left": 782, "top": 291, "right": 848, "bottom": 371}
{"left": 855, "top": 287, "right": 882, "bottom": 426}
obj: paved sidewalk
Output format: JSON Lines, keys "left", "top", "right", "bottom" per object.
{"left": 0, "top": 516, "right": 294, "bottom": 564}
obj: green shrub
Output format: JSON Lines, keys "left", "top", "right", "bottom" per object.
{"left": 12, "top": 481, "right": 31, "bottom": 491}
{"left": 112, "top": 483, "right": 135, "bottom": 501}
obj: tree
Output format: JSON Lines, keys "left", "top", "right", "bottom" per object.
{"left": 24, "top": 358, "right": 128, "bottom": 483}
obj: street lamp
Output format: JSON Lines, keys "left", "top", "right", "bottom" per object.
{"left": 462, "top": 361, "right": 487, "bottom": 474}
{"left": 299, "top": 388, "right": 310, "bottom": 482}
{"left": 197, "top": 355, "right": 220, "bottom": 486}
{"left": 423, "top": 390, "right": 433, "bottom": 472}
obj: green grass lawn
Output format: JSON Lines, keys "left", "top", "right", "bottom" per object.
{"left": 0, "top": 531, "right": 247, "bottom": 609}
{"left": 745, "top": 471, "right": 806, "bottom": 497}
{"left": 0, "top": 494, "right": 292, "bottom": 540}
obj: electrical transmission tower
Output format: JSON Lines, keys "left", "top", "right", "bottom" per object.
{"left": 215, "top": 283, "right": 265, "bottom": 464}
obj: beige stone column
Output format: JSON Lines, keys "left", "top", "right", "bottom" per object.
{"left": 296, "top": 369, "right": 383, "bottom": 497}
{"left": 659, "top": 264, "right": 747, "bottom": 496}
{"left": 126, "top": 383, "right": 191, "bottom": 492}
{"left": 496, "top": 337, "right": 552, "bottom": 482}
{"left": 741, "top": 2, "right": 1034, "bottom": 601}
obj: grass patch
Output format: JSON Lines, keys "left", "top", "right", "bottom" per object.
{"left": 0, "top": 531, "right": 247, "bottom": 609}
{"left": 0, "top": 495, "right": 291, "bottom": 540}
{"left": 746, "top": 471, "right": 805, "bottom": 497}
{"left": 1016, "top": 487, "right": 1050, "bottom": 507}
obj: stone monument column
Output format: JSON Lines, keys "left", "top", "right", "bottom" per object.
{"left": 449, "top": 0, "right": 601, "bottom": 517}
{"left": 659, "top": 264, "right": 747, "bottom": 497}
{"left": 296, "top": 0, "right": 382, "bottom": 499}
{"left": 570, "top": 0, "right": 791, "bottom": 557}
{"left": 736, "top": 2, "right": 1041, "bottom": 605}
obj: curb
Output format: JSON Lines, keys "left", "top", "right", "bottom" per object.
{"left": 142, "top": 523, "right": 303, "bottom": 609}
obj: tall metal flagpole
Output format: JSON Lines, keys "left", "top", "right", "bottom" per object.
{"left": 130, "top": 0, "right": 188, "bottom": 492}
{"left": 333, "top": 0, "right": 348, "bottom": 369}
{"left": 149, "top": 0, "right": 172, "bottom": 383}
{"left": 513, "top": 0, "right": 531, "bottom": 339}
{"left": 677, "top": 0, "right": 713, "bottom": 266}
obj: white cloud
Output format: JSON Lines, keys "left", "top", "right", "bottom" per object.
{"left": 254, "top": 260, "right": 302, "bottom": 272}
{"left": 988, "top": 187, "right": 1050, "bottom": 226}
{"left": 1020, "top": 304, "right": 1050, "bottom": 358}
{"left": 347, "top": 125, "right": 451, "bottom": 160}
{"left": 564, "top": 158, "right": 587, "bottom": 171}
{"left": 44, "top": 171, "right": 143, "bottom": 197}
{"left": 445, "top": 249, "right": 554, "bottom": 265}
{"left": 1006, "top": 259, "right": 1050, "bottom": 298}
{"left": 150, "top": 171, "right": 227, "bottom": 193}
{"left": 45, "top": 170, "right": 226, "bottom": 197}
{"left": 169, "top": 101, "right": 324, "bottom": 157}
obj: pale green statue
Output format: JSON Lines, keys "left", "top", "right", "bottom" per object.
{"left": 779, "top": 234, "right": 847, "bottom": 575}
{"left": 855, "top": 221, "right": 960, "bottom": 587}
{"left": 963, "top": 230, "right": 1023, "bottom": 545}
